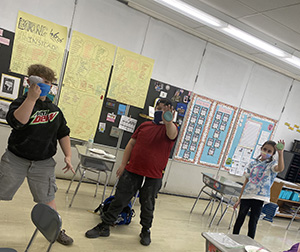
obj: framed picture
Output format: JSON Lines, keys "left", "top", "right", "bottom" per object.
{"left": 0, "top": 99, "right": 11, "bottom": 124}
{"left": 0, "top": 74, "right": 21, "bottom": 100}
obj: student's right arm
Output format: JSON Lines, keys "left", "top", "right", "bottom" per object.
{"left": 233, "top": 177, "right": 249, "bottom": 209}
{"left": 116, "top": 138, "right": 136, "bottom": 178}
{"left": 13, "top": 83, "right": 40, "bottom": 124}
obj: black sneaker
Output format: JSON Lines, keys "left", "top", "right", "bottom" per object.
{"left": 85, "top": 223, "right": 110, "bottom": 238}
{"left": 139, "top": 228, "right": 151, "bottom": 246}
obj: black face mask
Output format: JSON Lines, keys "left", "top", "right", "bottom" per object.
{"left": 153, "top": 110, "right": 163, "bottom": 124}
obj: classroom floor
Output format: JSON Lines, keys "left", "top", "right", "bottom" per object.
{"left": 0, "top": 178, "right": 299, "bottom": 252}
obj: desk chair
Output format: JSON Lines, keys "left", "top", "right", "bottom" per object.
{"left": 67, "top": 145, "right": 115, "bottom": 208}
{"left": 25, "top": 203, "right": 62, "bottom": 252}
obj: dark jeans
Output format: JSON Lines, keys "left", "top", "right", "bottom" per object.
{"left": 102, "top": 170, "right": 162, "bottom": 229}
{"left": 233, "top": 199, "right": 264, "bottom": 239}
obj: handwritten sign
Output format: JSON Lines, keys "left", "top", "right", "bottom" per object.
{"left": 10, "top": 11, "right": 67, "bottom": 78}
{"left": 119, "top": 115, "right": 137, "bottom": 133}
{"left": 107, "top": 47, "right": 154, "bottom": 108}
{"left": 58, "top": 31, "right": 116, "bottom": 141}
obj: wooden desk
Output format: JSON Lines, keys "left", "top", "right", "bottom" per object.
{"left": 66, "top": 145, "right": 116, "bottom": 208}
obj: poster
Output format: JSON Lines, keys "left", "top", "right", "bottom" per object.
{"left": 10, "top": 11, "right": 67, "bottom": 78}
{"left": 107, "top": 47, "right": 154, "bottom": 108}
{"left": 58, "top": 31, "right": 116, "bottom": 140}
{"left": 198, "top": 103, "right": 237, "bottom": 167}
{"left": 223, "top": 109, "right": 277, "bottom": 176}
{"left": 174, "top": 94, "right": 213, "bottom": 163}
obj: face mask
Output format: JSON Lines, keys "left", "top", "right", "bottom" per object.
{"left": 261, "top": 151, "right": 272, "bottom": 159}
{"left": 153, "top": 110, "right": 163, "bottom": 124}
{"left": 37, "top": 83, "right": 51, "bottom": 96}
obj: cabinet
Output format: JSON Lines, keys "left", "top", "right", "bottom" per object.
{"left": 277, "top": 151, "right": 300, "bottom": 183}
{"left": 270, "top": 179, "right": 300, "bottom": 219}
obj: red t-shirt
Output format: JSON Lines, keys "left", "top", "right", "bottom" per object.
{"left": 125, "top": 121, "right": 177, "bottom": 178}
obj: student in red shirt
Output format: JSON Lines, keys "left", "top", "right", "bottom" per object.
{"left": 85, "top": 98, "right": 178, "bottom": 246}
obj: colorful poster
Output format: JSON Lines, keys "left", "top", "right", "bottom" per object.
{"left": 223, "top": 109, "right": 277, "bottom": 176}
{"left": 107, "top": 47, "right": 154, "bottom": 108}
{"left": 198, "top": 103, "right": 237, "bottom": 167}
{"left": 174, "top": 94, "right": 213, "bottom": 163}
{"left": 58, "top": 31, "right": 116, "bottom": 140}
{"left": 10, "top": 11, "right": 67, "bottom": 78}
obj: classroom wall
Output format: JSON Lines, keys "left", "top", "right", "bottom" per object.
{"left": 1, "top": 0, "right": 300, "bottom": 198}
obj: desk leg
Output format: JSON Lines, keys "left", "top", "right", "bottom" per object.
{"left": 69, "top": 169, "right": 86, "bottom": 208}
{"left": 190, "top": 186, "right": 207, "bottom": 213}
{"left": 209, "top": 196, "right": 223, "bottom": 227}
{"left": 229, "top": 208, "right": 237, "bottom": 230}
{"left": 66, "top": 163, "right": 81, "bottom": 194}
{"left": 287, "top": 205, "right": 300, "bottom": 230}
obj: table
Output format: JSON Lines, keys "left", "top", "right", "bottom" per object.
{"left": 202, "top": 232, "right": 270, "bottom": 252}
{"left": 191, "top": 172, "right": 242, "bottom": 227}
{"left": 66, "top": 145, "right": 116, "bottom": 208}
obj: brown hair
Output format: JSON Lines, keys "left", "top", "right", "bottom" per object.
{"left": 256, "top": 140, "right": 277, "bottom": 163}
{"left": 27, "top": 64, "right": 56, "bottom": 82}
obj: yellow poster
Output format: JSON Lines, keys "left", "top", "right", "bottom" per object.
{"left": 58, "top": 31, "right": 116, "bottom": 141}
{"left": 10, "top": 11, "right": 67, "bottom": 79}
{"left": 107, "top": 47, "right": 154, "bottom": 108}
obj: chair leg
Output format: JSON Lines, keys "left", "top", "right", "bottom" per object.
{"left": 229, "top": 208, "right": 237, "bottom": 230}
{"left": 208, "top": 197, "right": 216, "bottom": 216}
{"left": 287, "top": 205, "right": 300, "bottom": 230}
{"left": 217, "top": 204, "right": 229, "bottom": 226}
{"left": 94, "top": 171, "right": 101, "bottom": 197}
{"left": 209, "top": 196, "right": 223, "bottom": 227}
{"left": 25, "top": 228, "right": 38, "bottom": 252}
{"left": 190, "top": 186, "right": 207, "bottom": 213}
{"left": 66, "top": 163, "right": 81, "bottom": 194}
{"left": 69, "top": 170, "right": 86, "bottom": 207}
{"left": 202, "top": 197, "right": 214, "bottom": 216}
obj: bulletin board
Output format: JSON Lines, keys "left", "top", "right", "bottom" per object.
{"left": 94, "top": 78, "right": 191, "bottom": 155}
{"left": 223, "top": 109, "right": 277, "bottom": 176}
{"left": 0, "top": 28, "right": 26, "bottom": 125}
{"left": 174, "top": 94, "right": 237, "bottom": 167}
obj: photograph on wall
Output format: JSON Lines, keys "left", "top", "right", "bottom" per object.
{"left": 0, "top": 74, "right": 20, "bottom": 100}
{"left": 0, "top": 99, "right": 11, "bottom": 124}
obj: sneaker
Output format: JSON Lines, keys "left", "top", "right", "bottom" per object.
{"left": 139, "top": 228, "right": 151, "bottom": 246}
{"left": 56, "top": 229, "right": 73, "bottom": 245}
{"left": 85, "top": 223, "right": 110, "bottom": 238}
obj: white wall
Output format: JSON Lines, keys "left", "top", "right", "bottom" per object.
{"left": 1, "top": 0, "right": 299, "bottom": 198}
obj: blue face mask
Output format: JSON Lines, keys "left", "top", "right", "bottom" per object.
{"left": 261, "top": 151, "right": 272, "bottom": 159}
{"left": 37, "top": 83, "right": 51, "bottom": 96}
{"left": 153, "top": 110, "right": 163, "bottom": 124}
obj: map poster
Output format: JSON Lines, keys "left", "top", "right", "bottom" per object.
{"left": 107, "top": 47, "right": 154, "bottom": 108}
{"left": 174, "top": 94, "right": 213, "bottom": 163}
{"left": 223, "top": 109, "right": 277, "bottom": 176}
{"left": 58, "top": 31, "right": 116, "bottom": 141}
{"left": 10, "top": 11, "right": 67, "bottom": 79}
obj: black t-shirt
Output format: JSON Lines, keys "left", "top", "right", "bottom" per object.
{"left": 6, "top": 94, "right": 70, "bottom": 161}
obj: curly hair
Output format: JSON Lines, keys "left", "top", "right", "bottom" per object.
{"left": 27, "top": 64, "right": 56, "bottom": 82}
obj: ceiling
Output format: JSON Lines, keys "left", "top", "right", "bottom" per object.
{"left": 123, "top": 0, "right": 300, "bottom": 79}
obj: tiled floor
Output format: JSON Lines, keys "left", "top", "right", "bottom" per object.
{"left": 0, "top": 178, "right": 299, "bottom": 251}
